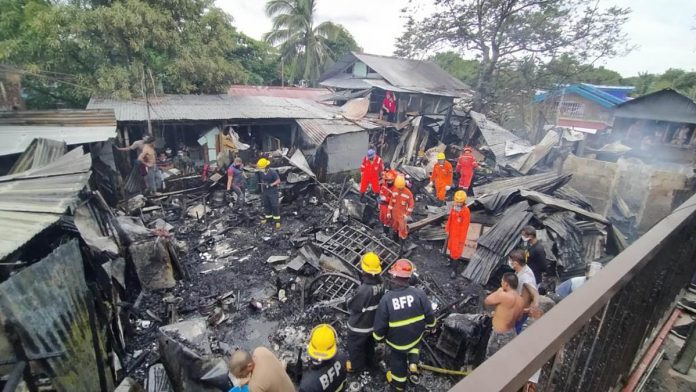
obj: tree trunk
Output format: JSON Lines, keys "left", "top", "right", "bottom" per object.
{"left": 473, "top": 61, "right": 495, "bottom": 113}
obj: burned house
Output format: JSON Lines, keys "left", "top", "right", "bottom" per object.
{"left": 87, "top": 93, "right": 383, "bottom": 184}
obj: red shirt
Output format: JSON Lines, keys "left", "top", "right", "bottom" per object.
{"left": 382, "top": 96, "right": 396, "bottom": 113}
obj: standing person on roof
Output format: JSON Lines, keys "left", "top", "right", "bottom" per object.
{"left": 387, "top": 175, "right": 414, "bottom": 251}
{"left": 429, "top": 152, "right": 453, "bottom": 201}
{"left": 138, "top": 137, "right": 158, "bottom": 195}
{"left": 373, "top": 259, "right": 435, "bottom": 392}
{"left": 520, "top": 225, "right": 547, "bottom": 284}
{"left": 445, "top": 191, "right": 471, "bottom": 279}
{"left": 345, "top": 252, "right": 384, "bottom": 375}
{"left": 299, "top": 324, "right": 347, "bottom": 392}
{"left": 256, "top": 158, "right": 281, "bottom": 229}
{"left": 455, "top": 146, "right": 479, "bottom": 195}
{"left": 379, "top": 171, "right": 397, "bottom": 235}
{"left": 227, "top": 157, "right": 247, "bottom": 207}
{"left": 360, "top": 148, "right": 383, "bottom": 200}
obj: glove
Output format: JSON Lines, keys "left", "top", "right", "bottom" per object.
{"left": 386, "top": 213, "right": 392, "bottom": 220}
{"left": 229, "top": 385, "right": 249, "bottom": 392}
{"left": 428, "top": 181, "right": 433, "bottom": 187}
{"left": 445, "top": 185, "right": 451, "bottom": 190}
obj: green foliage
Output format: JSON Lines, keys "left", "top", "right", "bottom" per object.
{"left": 397, "top": 0, "right": 632, "bottom": 113}
{"left": 0, "top": 0, "right": 278, "bottom": 108}
{"left": 264, "top": 0, "right": 359, "bottom": 86}
{"left": 429, "top": 52, "right": 479, "bottom": 87}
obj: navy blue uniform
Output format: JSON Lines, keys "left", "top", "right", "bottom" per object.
{"left": 258, "top": 169, "right": 280, "bottom": 223}
{"left": 346, "top": 275, "right": 383, "bottom": 372}
{"left": 373, "top": 285, "right": 435, "bottom": 391}
{"left": 299, "top": 352, "right": 347, "bottom": 392}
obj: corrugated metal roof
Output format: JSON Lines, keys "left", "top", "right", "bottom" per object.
{"left": 8, "top": 138, "right": 67, "bottom": 174}
{"left": 0, "top": 147, "right": 91, "bottom": 259}
{"left": 319, "top": 52, "right": 472, "bottom": 97}
{"left": 0, "top": 109, "right": 116, "bottom": 156}
{"left": 615, "top": 88, "right": 696, "bottom": 123}
{"left": 470, "top": 111, "right": 530, "bottom": 167}
{"left": 228, "top": 85, "right": 329, "bottom": 100}
{"left": 87, "top": 94, "right": 340, "bottom": 122}
{"left": 297, "top": 118, "right": 382, "bottom": 145}
{"left": 0, "top": 240, "right": 103, "bottom": 391}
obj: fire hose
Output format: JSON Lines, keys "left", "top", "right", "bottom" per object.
{"left": 419, "top": 363, "right": 470, "bottom": 377}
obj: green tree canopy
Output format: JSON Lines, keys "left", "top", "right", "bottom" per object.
{"left": 0, "top": 0, "right": 278, "bottom": 108}
{"left": 396, "top": 0, "right": 632, "bottom": 113}
{"left": 264, "top": 0, "right": 358, "bottom": 86}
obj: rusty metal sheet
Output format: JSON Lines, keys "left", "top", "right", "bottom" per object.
{"left": 0, "top": 240, "right": 103, "bottom": 391}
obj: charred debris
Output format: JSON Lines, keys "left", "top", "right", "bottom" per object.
{"left": 0, "top": 106, "right": 632, "bottom": 392}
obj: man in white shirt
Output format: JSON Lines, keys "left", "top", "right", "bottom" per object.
{"left": 508, "top": 249, "right": 539, "bottom": 333}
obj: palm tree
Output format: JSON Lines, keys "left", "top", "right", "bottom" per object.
{"left": 264, "top": 0, "right": 341, "bottom": 86}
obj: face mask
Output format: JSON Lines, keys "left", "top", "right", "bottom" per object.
{"left": 507, "top": 259, "right": 514, "bottom": 269}
{"left": 453, "top": 205, "right": 462, "bottom": 211}
{"left": 521, "top": 235, "right": 529, "bottom": 242}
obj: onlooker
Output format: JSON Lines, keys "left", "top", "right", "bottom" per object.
{"left": 138, "top": 138, "right": 158, "bottom": 195}
{"left": 484, "top": 272, "right": 524, "bottom": 358}
{"left": 524, "top": 296, "right": 557, "bottom": 391}
{"left": 508, "top": 249, "right": 539, "bottom": 333}
{"left": 380, "top": 91, "right": 397, "bottom": 122}
{"left": 227, "top": 157, "right": 247, "bottom": 205}
{"left": 228, "top": 347, "right": 295, "bottom": 392}
{"left": 556, "top": 262, "right": 602, "bottom": 300}
{"left": 520, "top": 225, "right": 547, "bottom": 283}
{"left": 117, "top": 134, "right": 152, "bottom": 153}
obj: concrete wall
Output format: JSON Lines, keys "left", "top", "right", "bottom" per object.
{"left": 324, "top": 131, "right": 368, "bottom": 174}
{"left": 563, "top": 154, "right": 690, "bottom": 234}
{"left": 639, "top": 170, "right": 687, "bottom": 232}
{"left": 562, "top": 154, "right": 618, "bottom": 216}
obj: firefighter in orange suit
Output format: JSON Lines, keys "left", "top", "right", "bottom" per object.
{"left": 360, "top": 149, "right": 383, "bottom": 198}
{"left": 387, "top": 175, "right": 414, "bottom": 247}
{"left": 379, "top": 171, "right": 396, "bottom": 234}
{"left": 429, "top": 152, "right": 453, "bottom": 201}
{"left": 455, "top": 147, "right": 478, "bottom": 194}
{"left": 445, "top": 190, "right": 471, "bottom": 279}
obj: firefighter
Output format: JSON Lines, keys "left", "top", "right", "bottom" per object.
{"left": 379, "top": 171, "right": 396, "bottom": 234}
{"left": 387, "top": 175, "right": 414, "bottom": 248}
{"left": 299, "top": 324, "right": 347, "bottom": 392}
{"left": 256, "top": 158, "right": 281, "bottom": 229}
{"left": 455, "top": 146, "right": 479, "bottom": 195}
{"left": 345, "top": 252, "right": 384, "bottom": 375}
{"left": 373, "top": 259, "right": 435, "bottom": 391}
{"left": 445, "top": 190, "right": 471, "bottom": 279}
{"left": 429, "top": 152, "right": 453, "bottom": 201}
{"left": 360, "top": 148, "right": 384, "bottom": 199}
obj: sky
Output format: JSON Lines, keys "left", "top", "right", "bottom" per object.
{"left": 218, "top": 0, "right": 696, "bottom": 77}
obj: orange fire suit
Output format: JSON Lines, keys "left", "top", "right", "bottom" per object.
{"left": 445, "top": 205, "right": 471, "bottom": 260}
{"left": 430, "top": 161, "right": 453, "bottom": 201}
{"left": 455, "top": 153, "right": 478, "bottom": 189}
{"left": 360, "top": 155, "right": 384, "bottom": 194}
{"left": 388, "top": 188, "right": 414, "bottom": 240}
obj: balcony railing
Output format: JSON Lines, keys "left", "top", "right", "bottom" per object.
{"left": 449, "top": 193, "right": 696, "bottom": 392}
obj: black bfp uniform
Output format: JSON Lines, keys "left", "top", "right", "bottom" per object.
{"left": 258, "top": 168, "right": 280, "bottom": 224}
{"left": 299, "top": 352, "right": 348, "bottom": 392}
{"left": 373, "top": 285, "right": 435, "bottom": 391}
{"left": 346, "top": 274, "right": 384, "bottom": 372}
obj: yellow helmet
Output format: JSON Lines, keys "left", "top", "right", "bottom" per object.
{"left": 256, "top": 158, "right": 270, "bottom": 169}
{"left": 454, "top": 190, "right": 467, "bottom": 203}
{"left": 437, "top": 152, "right": 446, "bottom": 160}
{"left": 361, "top": 252, "right": 382, "bottom": 275}
{"left": 394, "top": 175, "right": 406, "bottom": 189}
{"left": 307, "top": 324, "right": 337, "bottom": 360}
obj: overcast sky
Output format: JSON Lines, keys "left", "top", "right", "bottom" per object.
{"left": 218, "top": 0, "right": 696, "bottom": 77}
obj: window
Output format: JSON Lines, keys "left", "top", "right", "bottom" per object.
{"left": 559, "top": 102, "right": 585, "bottom": 118}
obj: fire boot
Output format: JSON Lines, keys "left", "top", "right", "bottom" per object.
{"left": 450, "top": 260, "right": 461, "bottom": 279}
{"left": 408, "top": 363, "right": 421, "bottom": 385}
{"left": 383, "top": 225, "right": 390, "bottom": 235}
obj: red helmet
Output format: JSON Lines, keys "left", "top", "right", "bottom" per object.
{"left": 384, "top": 171, "right": 396, "bottom": 181}
{"left": 389, "top": 259, "right": 414, "bottom": 278}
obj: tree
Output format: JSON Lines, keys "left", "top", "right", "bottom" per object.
{"left": 0, "top": 0, "right": 275, "bottom": 108}
{"left": 325, "top": 25, "right": 361, "bottom": 60}
{"left": 430, "top": 51, "right": 480, "bottom": 87}
{"left": 264, "top": 0, "right": 346, "bottom": 86}
{"left": 396, "top": 0, "right": 632, "bottom": 113}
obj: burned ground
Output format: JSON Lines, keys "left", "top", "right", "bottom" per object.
{"left": 120, "top": 179, "right": 486, "bottom": 391}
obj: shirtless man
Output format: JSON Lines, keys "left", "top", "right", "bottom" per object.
{"left": 138, "top": 139, "right": 158, "bottom": 194}
{"left": 484, "top": 272, "right": 524, "bottom": 358}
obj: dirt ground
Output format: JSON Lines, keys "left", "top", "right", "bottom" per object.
{"left": 123, "top": 183, "right": 482, "bottom": 391}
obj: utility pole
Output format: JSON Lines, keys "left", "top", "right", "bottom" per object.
{"left": 281, "top": 57, "right": 284, "bottom": 87}
{"left": 142, "top": 66, "right": 153, "bottom": 135}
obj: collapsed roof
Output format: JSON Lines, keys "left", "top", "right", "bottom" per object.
{"left": 319, "top": 52, "right": 472, "bottom": 97}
